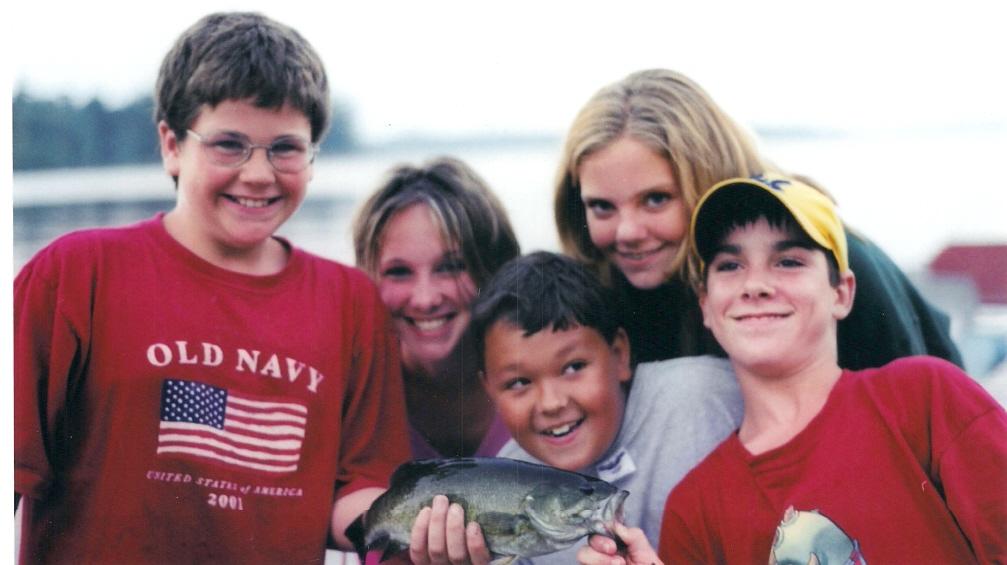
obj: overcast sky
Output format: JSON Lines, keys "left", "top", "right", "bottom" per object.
{"left": 8, "top": 1, "right": 1007, "bottom": 142}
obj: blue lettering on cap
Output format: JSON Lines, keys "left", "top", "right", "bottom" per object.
{"left": 751, "top": 174, "right": 791, "bottom": 191}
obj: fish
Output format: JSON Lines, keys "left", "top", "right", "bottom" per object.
{"left": 345, "top": 457, "right": 629, "bottom": 563}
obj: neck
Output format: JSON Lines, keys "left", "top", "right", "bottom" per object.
{"left": 402, "top": 342, "right": 496, "bottom": 458}
{"left": 734, "top": 355, "right": 843, "bottom": 456}
{"left": 163, "top": 210, "right": 288, "bottom": 275}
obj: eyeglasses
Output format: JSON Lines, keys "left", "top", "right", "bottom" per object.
{"left": 186, "top": 129, "right": 317, "bottom": 173}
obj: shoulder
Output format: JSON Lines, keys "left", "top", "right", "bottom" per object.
{"left": 17, "top": 219, "right": 157, "bottom": 281}
{"left": 297, "top": 250, "right": 372, "bottom": 284}
{"left": 633, "top": 356, "right": 738, "bottom": 396}
{"left": 854, "top": 355, "right": 972, "bottom": 392}
{"left": 848, "top": 356, "right": 1002, "bottom": 424}
{"left": 47, "top": 218, "right": 155, "bottom": 254}
{"left": 666, "top": 438, "right": 736, "bottom": 504}
{"left": 626, "top": 356, "right": 743, "bottom": 437}
{"left": 294, "top": 250, "right": 381, "bottom": 299}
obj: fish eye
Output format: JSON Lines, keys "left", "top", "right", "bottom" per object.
{"left": 579, "top": 485, "right": 595, "bottom": 495}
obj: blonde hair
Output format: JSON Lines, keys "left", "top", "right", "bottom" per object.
{"left": 353, "top": 156, "right": 520, "bottom": 289}
{"left": 554, "top": 69, "right": 770, "bottom": 284}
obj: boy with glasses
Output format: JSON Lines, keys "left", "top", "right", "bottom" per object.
{"left": 14, "top": 12, "right": 410, "bottom": 563}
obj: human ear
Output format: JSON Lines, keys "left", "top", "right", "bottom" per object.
{"left": 612, "top": 329, "right": 632, "bottom": 384}
{"left": 832, "top": 270, "right": 857, "bottom": 320}
{"left": 158, "top": 121, "right": 181, "bottom": 178}
{"left": 477, "top": 369, "right": 494, "bottom": 396}
{"left": 698, "top": 288, "right": 712, "bottom": 330}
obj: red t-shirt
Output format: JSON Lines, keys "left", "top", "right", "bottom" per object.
{"left": 660, "top": 356, "right": 1006, "bottom": 564}
{"left": 15, "top": 215, "right": 410, "bottom": 564}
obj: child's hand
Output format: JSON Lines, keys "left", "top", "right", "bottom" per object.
{"left": 409, "top": 494, "right": 492, "bottom": 565}
{"left": 577, "top": 523, "right": 663, "bottom": 565}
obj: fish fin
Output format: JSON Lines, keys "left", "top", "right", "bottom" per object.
{"left": 379, "top": 540, "right": 408, "bottom": 562}
{"left": 489, "top": 556, "right": 519, "bottom": 565}
{"left": 344, "top": 513, "right": 369, "bottom": 562}
{"left": 476, "top": 511, "right": 531, "bottom": 537}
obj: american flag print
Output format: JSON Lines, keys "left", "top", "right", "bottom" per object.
{"left": 158, "top": 379, "right": 307, "bottom": 474}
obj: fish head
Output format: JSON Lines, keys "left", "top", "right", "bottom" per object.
{"left": 521, "top": 476, "right": 629, "bottom": 545}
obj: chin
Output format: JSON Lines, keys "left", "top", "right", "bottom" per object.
{"left": 532, "top": 445, "right": 595, "bottom": 472}
{"left": 624, "top": 271, "right": 666, "bottom": 290}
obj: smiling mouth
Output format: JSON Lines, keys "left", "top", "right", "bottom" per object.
{"left": 616, "top": 246, "right": 664, "bottom": 262}
{"left": 734, "top": 313, "right": 790, "bottom": 322}
{"left": 225, "top": 195, "right": 281, "bottom": 208}
{"left": 407, "top": 314, "right": 454, "bottom": 332}
{"left": 542, "top": 418, "right": 584, "bottom": 438}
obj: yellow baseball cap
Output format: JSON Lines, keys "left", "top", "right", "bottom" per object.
{"left": 691, "top": 173, "right": 848, "bottom": 273}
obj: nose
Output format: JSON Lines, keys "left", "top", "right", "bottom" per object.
{"left": 408, "top": 274, "right": 444, "bottom": 311}
{"left": 614, "top": 210, "right": 646, "bottom": 245}
{"left": 741, "top": 268, "right": 775, "bottom": 299}
{"left": 238, "top": 146, "right": 276, "bottom": 184}
{"left": 537, "top": 380, "right": 568, "bottom": 414}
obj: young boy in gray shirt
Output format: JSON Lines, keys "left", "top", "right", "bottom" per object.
{"left": 409, "top": 251, "right": 742, "bottom": 564}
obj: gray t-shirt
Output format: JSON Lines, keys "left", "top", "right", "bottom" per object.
{"left": 497, "top": 355, "right": 743, "bottom": 564}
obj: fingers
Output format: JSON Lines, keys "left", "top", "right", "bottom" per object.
{"left": 612, "top": 523, "right": 662, "bottom": 565}
{"left": 426, "top": 495, "right": 451, "bottom": 563}
{"left": 577, "top": 536, "right": 624, "bottom": 565}
{"left": 410, "top": 495, "right": 479, "bottom": 565}
{"left": 444, "top": 501, "right": 469, "bottom": 563}
{"left": 409, "top": 506, "right": 433, "bottom": 565}
{"left": 589, "top": 533, "right": 619, "bottom": 555}
{"left": 465, "top": 522, "right": 492, "bottom": 565}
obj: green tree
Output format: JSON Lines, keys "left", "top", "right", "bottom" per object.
{"left": 13, "top": 90, "right": 357, "bottom": 171}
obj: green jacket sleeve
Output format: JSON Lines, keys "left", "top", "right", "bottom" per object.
{"left": 838, "top": 231, "right": 964, "bottom": 370}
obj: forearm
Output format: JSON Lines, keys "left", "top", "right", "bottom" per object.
{"left": 331, "top": 486, "right": 385, "bottom": 550}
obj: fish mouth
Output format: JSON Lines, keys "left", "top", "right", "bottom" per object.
{"left": 597, "top": 490, "right": 629, "bottom": 535}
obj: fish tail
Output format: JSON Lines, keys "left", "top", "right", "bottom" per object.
{"left": 344, "top": 513, "right": 369, "bottom": 562}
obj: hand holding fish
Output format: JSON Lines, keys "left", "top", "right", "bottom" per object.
{"left": 577, "top": 523, "right": 663, "bottom": 565}
{"left": 409, "top": 494, "right": 492, "bottom": 565}
{"left": 346, "top": 458, "right": 629, "bottom": 564}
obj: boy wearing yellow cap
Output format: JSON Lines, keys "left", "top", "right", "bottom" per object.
{"left": 578, "top": 174, "right": 1007, "bottom": 564}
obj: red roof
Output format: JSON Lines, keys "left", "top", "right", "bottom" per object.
{"left": 929, "top": 244, "right": 1007, "bottom": 304}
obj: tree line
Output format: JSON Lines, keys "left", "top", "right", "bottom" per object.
{"left": 12, "top": 91, "right": 357, "bottom": 171}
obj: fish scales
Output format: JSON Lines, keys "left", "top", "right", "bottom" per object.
{"left": 347, "top": 457, "right": 629, "bottom": 562}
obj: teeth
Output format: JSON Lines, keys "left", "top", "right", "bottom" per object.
{"left": 620, "top": 249, "right": 656, "bottom": 260}
{"left": 413, "top": 318, "right": 448, "bottom": 331}
{"left": 234, "top": 197, "right": 273, "bottom": 208}
{"left": 545, "top": 422, "right": 576, "bottom": 437}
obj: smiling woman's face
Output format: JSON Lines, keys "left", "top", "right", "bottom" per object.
{"left": 376, "top": 203, "right": 477, "bottom": 372}
{"left": 578, "top": 136, "right": 689, "bottom": 289}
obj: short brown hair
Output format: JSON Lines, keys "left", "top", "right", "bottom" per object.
{"left": 155, "top": 12, "right": 330, "bottom": 142}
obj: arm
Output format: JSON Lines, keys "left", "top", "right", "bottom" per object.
{"left": 330, "top": 275, "right": 411, "bottom": 548}
{"left": 14, "top": 246, "right": 88, "bottom": 502}
{"left": 838, "top": 232, "right": 964, "bottom": 369}
{"left": 928, "top": 364, "right": 1007, "bottom": 562}
{"left": 330, "top": 487, "right": 386, "bottom": 550}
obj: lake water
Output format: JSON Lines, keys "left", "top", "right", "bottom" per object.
{"left": 12, "top": 131, "right": 1007, "bottom": 381}
{"left": 14, "top": 130, "right": 1006, "bottom": 274}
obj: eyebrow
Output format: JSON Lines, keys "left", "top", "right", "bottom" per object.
{"left": 582, "top": 182, "right": 676, "bottom": 199}
{"left": 712, "top": 238, "right": 816, "bottom": 257}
